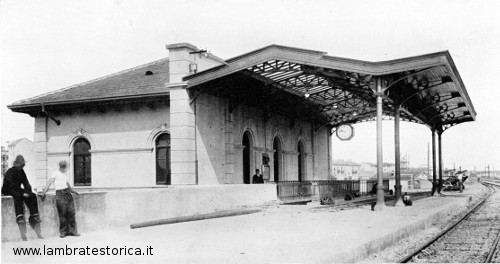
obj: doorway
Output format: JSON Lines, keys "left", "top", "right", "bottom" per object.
{"left": 273, "top": 137, "right": 282, "bottom": 182}
{"left": 297, "top": 140, "right": 305, "bottom": 182}
{"left": 242, "top": 131, "right": 252, "bottom": 184}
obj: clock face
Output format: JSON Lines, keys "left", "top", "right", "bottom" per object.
{"left": 336, "top": 124, "right": 354, "bottom": 140}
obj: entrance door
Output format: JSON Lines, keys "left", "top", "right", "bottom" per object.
{"left": 297, "top": 141, "right": 305, "bottom": 182}
{"left": 273, "top": 137, "right": 282, "bottom": 182}
{"left": 243, "top": 132, "right": 251, "bottom": 184}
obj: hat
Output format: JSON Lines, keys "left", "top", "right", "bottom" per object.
{"left": 13, "top": 155, "right": 26, "bottom": 166}
{"left": 59, "top": 160, "right": 68, "bottom": 168}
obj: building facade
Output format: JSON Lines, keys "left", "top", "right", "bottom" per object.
{"left": 5, "top": 139, "right": 36, "bottom": 186}
{"left": 1, "top": 146, "right": 8, "bottom": 175}
{"left": 8, "top": 43, "right": 332, "bottom": 190}
{"left": 331, "top": 160, "right": 360, "bottom": 180}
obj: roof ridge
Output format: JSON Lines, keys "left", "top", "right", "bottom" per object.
{"left": 7, "top": 138, "right": 33, "bottom": 146}
{"left": 224, "top": 44, "right": 326, "bottom": 64}
{"left": 11, "top": 57, "right": 169, "bottom": 106}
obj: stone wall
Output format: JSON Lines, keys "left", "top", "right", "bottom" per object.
{"left": 2, "top": 184, "right": 277, "bottom": 242}
{"left": 2, "top": 192, "right": 106, "bottom": 242}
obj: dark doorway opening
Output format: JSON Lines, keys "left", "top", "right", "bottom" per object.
{"left": 243, "top": 132, "right": 251, "bottom": 184}
{"left": 298, "top": 141, "right": 305, "bottom": 182}
{"left": 273, "top": 137, "right": 282, "bottom": 182}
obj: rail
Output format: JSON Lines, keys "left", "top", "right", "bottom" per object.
{"left": 398, "top": 183, "right": 499, "bottom": 263}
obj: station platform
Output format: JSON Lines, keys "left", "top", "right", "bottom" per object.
{"left": 1, "top": 182, "right": 487, "bottom": 264}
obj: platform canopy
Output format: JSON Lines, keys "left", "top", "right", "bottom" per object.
{"left": 184, "top": 45, "right": 476, "bottom": 132}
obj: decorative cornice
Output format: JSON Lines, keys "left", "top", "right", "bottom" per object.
{"left": 165, "top": 82, "right": 188, "bottom": 90}
{"left": 47, "top": 151, "right": 71, "bottom": 157}
{"left": 234, "top": 144, "right": 245, "bottom": 150}
{"left": 282, "top": 151, "right": 309, "bottom": 156}
{"left": 90, "top": 148, "right": 153, "bottom": 154}
{"left": 67, "top": 128, "right": 95, "bottom": 149}
{"left": 253, "top": 147, "right": 267, "bottom": 151}
{"left": 252, "top": 147, "right": 276, "bottom": 153}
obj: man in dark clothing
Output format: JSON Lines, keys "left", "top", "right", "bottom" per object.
{"left": 252, "top": 169, "right": 264, "bottom": 184}
{"left": 403, "top": 192, "right": 412, "bottom": 206}
{"left": 2, "top": 155, "right": 42, "bottom": 240}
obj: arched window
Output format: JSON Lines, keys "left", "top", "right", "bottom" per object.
{"left": 74, "top": 138, "right": 91, "bottom": 186}
{"left": 156, "top": 133, "right": 171, "bottom": 185}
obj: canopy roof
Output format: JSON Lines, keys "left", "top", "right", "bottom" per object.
{"left": 185, "top": 45, "right": 476, "bottom": 132}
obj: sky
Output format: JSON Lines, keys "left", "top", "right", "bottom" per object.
{"left": 1, "top": 0, "right": 499, "bottom": 172}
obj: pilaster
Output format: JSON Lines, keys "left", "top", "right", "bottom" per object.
{"left": 169, "top": 85, "right": 197, "bottom": 184}
{"left": 224, "top": 101, "right": 235, "bottom": 183}
{"left": 33, "top": 116, "right": 48, "bottom": 190}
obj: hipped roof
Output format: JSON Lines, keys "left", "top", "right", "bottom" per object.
{"left": 8, "top": 58, "right": 170, "bottom": 115}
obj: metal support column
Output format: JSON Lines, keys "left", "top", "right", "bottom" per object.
{"left": 394, "top": 106, "right": 404, "bottom": 206}
{"left": 431, "top": 129, "right": 438, "bottom": 196}
{"left": 374, "top": 77, "right": 386, "bottom": 210}
{"left": 437, "top": 130, "right": 443, "bottom": 194}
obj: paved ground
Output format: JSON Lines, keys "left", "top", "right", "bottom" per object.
{"left": 1, "top": 182, "right": 486, "bottom": 264}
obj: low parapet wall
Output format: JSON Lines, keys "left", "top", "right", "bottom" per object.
{"left": 1, "top": 192, "right": 106, "bottom": 242}
{"left": 2, "top": 184, "right": 277, "bottom": 242}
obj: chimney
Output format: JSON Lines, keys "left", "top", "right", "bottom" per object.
{"left": 165, "top": 43, "right": 200, "bottom": 83}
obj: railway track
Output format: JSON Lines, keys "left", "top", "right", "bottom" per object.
{"left": 310, "top": 191, "right": 431, "bottom": 212}
{"left": 399, "top": 183, "right": 500, "bottom": 263}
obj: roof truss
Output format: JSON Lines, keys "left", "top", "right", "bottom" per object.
{"left": 185, "top": 45, "right": 476, "bottom": 132}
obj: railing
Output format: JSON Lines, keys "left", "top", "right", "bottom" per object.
{"left": 276, "top": 181, "right": 312, "bottom": 200}
{"left": 276, "top": 179, "right": 389, "bottom": 201}
{"left": 311, "top": 180, "right": 361, "bottom": 198}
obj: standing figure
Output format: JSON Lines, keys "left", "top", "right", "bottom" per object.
{"left": 252, "top": 169, "right": 264, "bottom": 184}
{"left": 41, "top": 161, "right": 80, "bottom": 238}
{"left": 403, "top": 192, "right": 412, "bottom": 206}
{"left": 457, "top": 173, "right": 464, "bottom": 193}
{"left": 1, "top": 155, "right": 43, "bottom": 240}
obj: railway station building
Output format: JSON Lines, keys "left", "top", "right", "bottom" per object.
{"left": 8, "top": 43, "right": 333, "bottom": 190}
{"left": 4, "top": 42, "right": 476, "bottom": 238}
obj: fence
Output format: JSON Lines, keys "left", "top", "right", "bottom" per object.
{"left": 276, "top": 179, "right": 389, "bottom": 201}
{"left": 276, "top": 181, "right": 312, "bottom": 200}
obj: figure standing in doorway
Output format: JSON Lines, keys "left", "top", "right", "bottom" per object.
{"left": 252, "top": 169, "right": 264, "bottom": 184}
{"left": 41, "top": 161, "right": 80, "bottom": 238}
{"left": 1, "top": 155, "right": 43, "bottom": 240}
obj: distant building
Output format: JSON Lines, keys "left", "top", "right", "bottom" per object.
{"left": 383, "top": 162, "right": 395, "bottom": 173}
{"left": 476, "top": 170, "right": 500, "bottom": 178}
{"left": 358, "top": 162, "right": 398, "bottom": 180}
{"left": 1, "top": 146, "right": 8, "bottom": 175}
{"left": 370, "top": 169, "right": 431, "bottom": 191}
{"left": 359, "top": 162, "right": 376, "bottom": 180}
{"left": 401, "top": 170, "right": 431, "bottom": 189}
{"left": 332, "top": 160, "right": 360, "bottom": 180}
{"left": 6, "top": 138, "right": 36, "bottom": 189}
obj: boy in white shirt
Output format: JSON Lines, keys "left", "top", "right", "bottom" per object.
{"left": 41, "top": 160, "right": 79, "bottom": 237}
